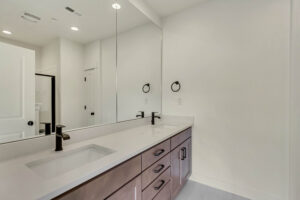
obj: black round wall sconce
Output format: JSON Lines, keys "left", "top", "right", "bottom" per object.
{"left": 142, "top": 83, "right": 151, "bottom": 93}
{"left": 171, "top": 81, "right": 181, "bottom": 92}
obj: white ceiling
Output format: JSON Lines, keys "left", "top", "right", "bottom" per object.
{"left": 0, "top": 0, "right": 150, "bottom": 46}
{"left": 0, "top": 0, "right": 208, "bottom": 47}
{"left": 144, "top": 0, "right": 208, "bottom": 17}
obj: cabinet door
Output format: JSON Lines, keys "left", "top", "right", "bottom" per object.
{"left": 170, "top": 145, "right": 181, "bottom": 198}
{"left": 107, "top": 176, "right": 142, "bottom": 200}
{"left": 180, "top": 138, "right": 191, "bottom": 184}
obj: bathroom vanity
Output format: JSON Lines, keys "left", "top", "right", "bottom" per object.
{"left": 0, "top": 120, "right": 193, "bottom": 200}
{"left": 54, "top": 127, "right": 191, "bottom": 200}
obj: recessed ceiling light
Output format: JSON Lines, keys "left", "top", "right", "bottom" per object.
{"left": 70, "top": 26, "right": 79, "bottom": 31}
{"left": 2, "top": 30, "right": 12, "bottom": 35}
{"left": 112, "top": 3, "right": 121, "bottom": 10}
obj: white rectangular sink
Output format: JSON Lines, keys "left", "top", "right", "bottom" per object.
{"left": 26, "top": 144, "right": 115, "bottom": 179}
{"left": 154, "top": 125, "right": 177, "bottom": 130}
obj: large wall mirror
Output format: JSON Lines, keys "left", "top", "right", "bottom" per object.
{"left": 116, "top": 0, "right": 162, "bottom": 122}
{"left": 0, "top": 0, "right": 162, "bottom": 144}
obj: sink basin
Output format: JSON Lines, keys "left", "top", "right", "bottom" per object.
{"left": 154, "top": 125, "right": 176, "bottom": 130}
{"left": 26, "top": 144, "right": 115, "bottom": 179}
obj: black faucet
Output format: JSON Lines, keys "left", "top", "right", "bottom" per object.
{"left": 151, "top": 112, "right": 161, "bottom": 125}
{"left": 55, "top": 125, "right": 70, "bottom": 151}
{"left": 136, "top": 111, "right": 145, "bottom": 118}
{"left": 40, "top": 122, "right": 51, "bottom": 135}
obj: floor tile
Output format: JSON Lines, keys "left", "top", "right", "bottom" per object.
{"left": 175, "top": 181, "right": 250, "bottom": 200}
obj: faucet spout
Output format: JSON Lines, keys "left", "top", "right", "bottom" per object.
{"left": 55, "top": 125, "right": 70, "bottom": 151}
{"left": 151, "top": 112, "right": 161, "bottom": 125}
{"left": 136, "top": 111, "right": 145, "bottom": 118}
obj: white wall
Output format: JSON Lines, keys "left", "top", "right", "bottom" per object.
{"left": 162, "top": 1, "right": 290, "bottom": 200}
{"left": 83, "top": 41, "right": 102, "bottom": 125}
{"left": 60, "top": 38, "right": 85, "bottom": 130}
{"left": 39, "top": 39, "right": 60, "bottom": 75}
{"left": 129, "top": 0, "right": 162, "bottom": 28}
{"left": 290, "top": 0, "right": 300, "bottom": 199}
{"left": 101, "top": 37, "right": 117, "bottom": 124}
{"left": 117, "top": 24, "right": 162, "bottom": 121}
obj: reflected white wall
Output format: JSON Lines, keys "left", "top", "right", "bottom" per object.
{"left": 117, "top": 23, "right": 162, "bottom": 121}
{"left": 60, "top": 38, "right": 86, "bottom": 130}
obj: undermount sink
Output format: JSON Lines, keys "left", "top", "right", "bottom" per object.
{"left": 26, "top": 144, "right": 115, "bottom": 179}
{"left": 154, "top": 125, "right": 177, "bottom": 130}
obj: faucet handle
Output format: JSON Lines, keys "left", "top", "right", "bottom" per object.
{"left": 152, "top": 112, "right": 160, "bottom": 116}
{"left": 56, "top": 125, "right": 66, "bottom": 129}
{"left": 56, "top": 125, "right": 66, "bottom": 134}
{"left": 137, "top": 111, "right": 145, "bottom": 118}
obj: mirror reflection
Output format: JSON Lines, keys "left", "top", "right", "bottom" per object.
{"left": 117, "top": 10, "right": 162, "bottom": 121}
{"left": 0, "top": 0, "right": 162, "bottom": 144}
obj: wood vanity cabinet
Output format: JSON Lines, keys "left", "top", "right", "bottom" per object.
{"left": 54, "top": 127, "right": 192, "bottom": 200}
{"left": 55, "top": 156, "right": 141, "bottom": 200}
{"left": 171, "top": 129, "right": 192, "bottom": 199}
{"left": 106, "top": 176, "right": 142, "bottom": 200}
{"left": 153, "top": 181, "right": 171, "bottom": 200}
{"left": 141, "top": 140, "right": 170, "bottom": 171}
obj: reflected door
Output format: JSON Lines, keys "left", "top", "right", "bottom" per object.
{"left": 0, "top": 42, "right": 35, "bottom": 142}
{"left": 84, "top": 69, "right": 96, "bottom": 126}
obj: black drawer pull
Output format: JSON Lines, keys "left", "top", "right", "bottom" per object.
{"left": 154, "top": 180, "right": 165, "bottom": 190}
{"left": 153, "top": 164, "right": 165, "bottom": 173}
{"left": 153, "top": 149, "right": 165, "bottom": 157}
{"left": 181, "top": 148, "right": 185, "bottom": 160}
{"left": 183, "top": 147, "right": 187, "bottom": 159}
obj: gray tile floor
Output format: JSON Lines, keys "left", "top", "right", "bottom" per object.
{"left": 175, "top": 181, "right": 250, "bottom": 200}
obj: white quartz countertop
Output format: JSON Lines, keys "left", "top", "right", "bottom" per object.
{"left": 0, "top": 123, "right": 192, "bottom": 200}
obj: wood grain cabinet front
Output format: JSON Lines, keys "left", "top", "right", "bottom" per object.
{"left": 171, "top": 128, "right": 191, "bottom": 150}
{"left": 181, "top": 138, "right": 191, "bottom": 184}
{"left": 142, "top": 167, "right": 171, "bottom": 200}
{"left": 106, "top": 176, "right": 142, "bottom": 200}
{"left": 142, "top": 153, "right": 171, "bottom": 189}
{"left": 170, "top": 145, "right": 182, "bottom": 198}
{"left": 153, "top": 181, "right": 171, "bottom": 200}
{"left": 171, "top": 132, "right": 192, "bottom": 199}
{"left": 142, "top": 139, "right": 170, "bottom": 171}
{"left": 54, "top": 156, "right": 141, "bottom": 200}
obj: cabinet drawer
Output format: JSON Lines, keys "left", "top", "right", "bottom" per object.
{"left": 142, "top": 167, "right": 171, "bottom": 200}
{"left": 106, "top": 176, "right": 141, "bottom": 200}
{"left": 142, "top": 140, "right": 170, "bottom": 170}
{"left": 171, "top": 128, "right": 191, "bottom": 150}
{"left": 153, "top": 181, "right": 171, "bottom": 200}
{"left": 142, "top": 153, "right": 170, "bottom": 189}
{"left": 55, "top": 156, "right": 141, "bottom": 200}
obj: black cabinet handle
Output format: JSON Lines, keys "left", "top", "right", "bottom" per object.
{"left": 181, "top": 148, "right": 185, "bottom": 160}
{"left": 153, "top": 164, "right": 165, "bottom": 173}
{"left": 153, "top": 149, "right": 165, "bottom": 157}
{"left": 183, "top": 147, "right": 187, "bottom": 159}
{"left": 154, "top": 180, "right": 165, "bottom": 190}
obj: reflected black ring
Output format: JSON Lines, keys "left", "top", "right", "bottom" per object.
{"left": 142, "top": 83, "right": 151, "bottom": 93}
{"left": 171, "top": 81, "right": 181, "bottom": 92}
